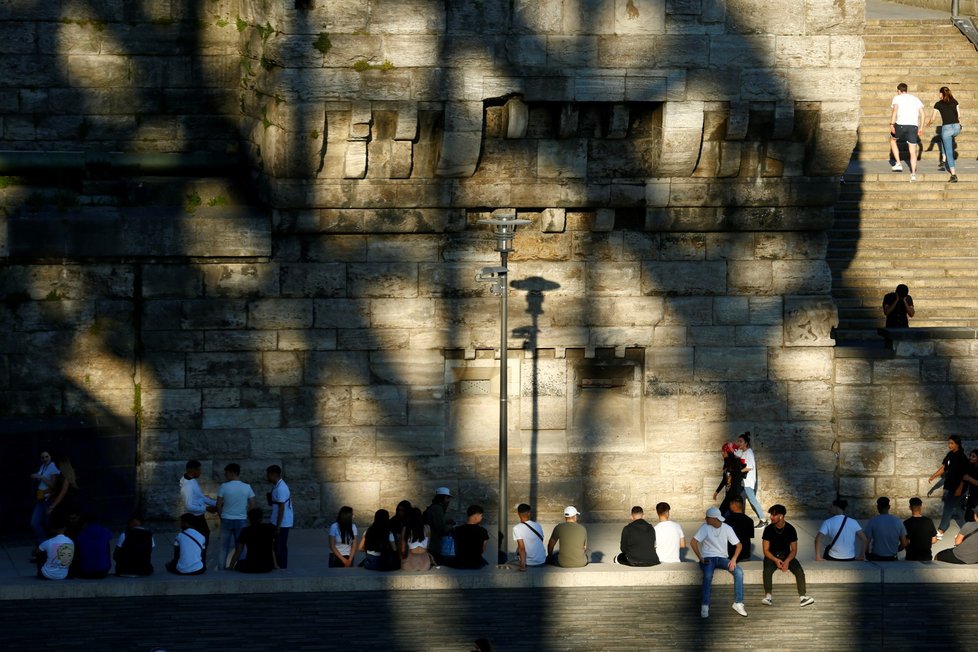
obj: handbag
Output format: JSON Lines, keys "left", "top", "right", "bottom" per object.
{"left": 440, "top": 532, "right": 455, "bottom": 558}
{"left": 823, "top": 516, "right": 848, "bottom": 559}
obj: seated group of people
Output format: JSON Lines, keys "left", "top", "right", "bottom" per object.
{"left": 815, "top": 496, "right": 978, "bottom": 564}
{"left": 517, "top": 502, "right": 686, "bottom": 570}
{"left": 324, "top": 488, "right": 490, "bottom": 572}
{"left": 36, "top": 508, "right": 278, "bottom": 581}
{"left": 36, "top": 513, "right": 156, "bottom": 581}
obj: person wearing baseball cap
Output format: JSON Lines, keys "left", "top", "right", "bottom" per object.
{"left": 423, "top": 487, "right": 455, "bottom": 565}
{"left": 546, "top": 506, "right": 588, "bottom": 567}
{"left": 690, "top": 507, "right": 747, "bottom": 618}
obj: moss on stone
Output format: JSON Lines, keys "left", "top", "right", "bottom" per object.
{"left": 314, "top": 32, "right": 332, "bottom": 55}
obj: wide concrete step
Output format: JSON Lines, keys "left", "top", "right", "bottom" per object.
{"left": 828, "top": 258, "right": 978, "bottom": 270}
{"left": 833, "top": 288, "right": 978, "bottom": 300}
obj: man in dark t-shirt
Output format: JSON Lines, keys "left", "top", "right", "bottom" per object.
{"left": 904, "top": 497, "right": 938, "bottom": 561}
{"left": 761, "top": 504, "right": 814, "bottom": 607}
{"left": 231, "top": 508, "right": 277, "bottom": 573}
{"left": 725, "top": 497, "right": 754, "bottom": 562}
{"left": 449, "top": 505, "right": 490, "bottom": 569}
{"left": 615, "top": 505, "right": 660, "bottom": 566}
{"left": 883, "top": 284, "right": 914, "bottom": 328}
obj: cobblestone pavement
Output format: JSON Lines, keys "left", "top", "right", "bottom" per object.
{"left": 1, "top": 583, "right": 972, "bottom": 651}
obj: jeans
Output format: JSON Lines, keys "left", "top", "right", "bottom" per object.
{"left": 940, "top": 123, "right": 961, "bottom": 169}
{"left": 742, "top": 484, "right": 765, "bottom": 521}
{"left": 275, "top": 527, "right": 290, "bottom": 569}
{"left": 220, "top": 518, "right": 247, "bottom": 568}
{"left": 939, "top": 489, "right": 965, "bottom": 533}
{"left": 31, "top": 500, "right": 49, "bottom": 544}
{"left": 762, "top": 557, "right": 807, "bottom": 595}
{"left": 700, "top": 557, "right": 744, "bottom": 606}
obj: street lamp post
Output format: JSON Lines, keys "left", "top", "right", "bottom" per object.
{"left": 476, "top": 209, "right": 531, "bottom": 564}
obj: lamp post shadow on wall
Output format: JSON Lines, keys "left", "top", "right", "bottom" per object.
{"left": 512, "top": 276, "right": 561, "bottom": 519}
{"left": 476, "top": 209, "right": 531, "bottom": 564}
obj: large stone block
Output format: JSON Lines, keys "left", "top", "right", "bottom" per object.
{"left": 727, "top": 260, "right": 773, "bottom": 294}
{"left": 585, "top": 262, "right": 641, "bottom": 296}
{"left": 641, "top": 261, "right": 726, "bottom": 295}
{"left": 834, "top": 359, "right": 871, "bottom": 385}
{"left": 726, "top": 380, "right": 786, "bottom": 420}
{"left": 312, "top": 426, "right": 377, "bottom": 458}
{"left": 202, "top": 407, "right": 281, "bottom": 429}
{"left": 187, "top": 353, "right": 263, "bottom": 388}
{"left": 304, "top": 351, "right": 370, "bottom": 385}
{"left": 279, "top": 264, "right": 346, "bottom": 298}
{"left": 347, "top": 263, "right": 419, "bottom": 298}
{"left": 263, "top": 351, "right": 303, "bottom": 387}
{"left": 839, "top": 442, "right": 894, "bottom": 476}
{"left": 204, "top": 331, "right": 278, "bottom": 352}
{"left": 376, "top": 425, "right": 444, "bottom": 456}
{"left": 370, "top": 298, "right": 436, "bottom": 329}
{"left": 694, "top": 347, "right": 767, "bottom": 381}
{"left": 787, "top": 380, "right": 833, "bottom": 421}
{"left": 872, "top": 359, "right": 921, "bottom": 385}
{"left": 727, "top": 0, "right": 806, "bottom": 34}
{"left": 352, "top": 385, "right": 408, "bottom": 426}
{"left": 250, "top": 427, "right": 311, "bottom": 457}
{"left": 368, "top": 349, "right": 444, "bottom": 387}
{"left": 889, "top": 385, "right": 956, "bottom": 418}
{"left": 768, "top": 347, "right": 833, "bottom": 381}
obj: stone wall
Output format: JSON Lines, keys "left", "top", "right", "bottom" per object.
{"left": 836, "top": 333, "right": 978, "bottom": 519}
{"left": 0, "top": 1, "right": 881, "bottom": 526}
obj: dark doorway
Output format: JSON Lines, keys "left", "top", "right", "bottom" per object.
{"left": 0, "top": 416, "right": 136, "bottom": 535}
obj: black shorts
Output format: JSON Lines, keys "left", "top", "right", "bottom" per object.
{"left": 892, "top": 124, "right": 920, "bottom": 144}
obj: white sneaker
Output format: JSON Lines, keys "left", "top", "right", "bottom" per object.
{"left": 700, "top": 605, "right": 709, "bottom": 618}
{"left": 910, "top": 174, "right": 916, "bottom": 182}
{"left": 800, "top": 596, "right": 815, "bottom": 607}
{"left": 892, "top": 163, "right": 903, "bottom": 171}
{"left": 761, "top": 596, "right": 773, "bottom": 606}
{"left": 732, "top": 602, "right": 748, "bottom": 617}
{"left": 937, "top": 531, "right": 944, "bottom": 541}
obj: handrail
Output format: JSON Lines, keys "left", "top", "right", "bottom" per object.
{"left": 951, "top": 14, "right": 978, "bottom": 50}
{"left": 953, "top": 0, "right": 959, "bottom": 18}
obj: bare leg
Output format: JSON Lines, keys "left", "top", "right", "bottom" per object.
{"left": 889, "top": 137, "right": 901, "bottom": 167}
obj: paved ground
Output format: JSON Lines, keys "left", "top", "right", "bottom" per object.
{"left": 867, "top": 0, "right": 957, "bottom": 20}
{"left": 0, "top": 583, "right": 974, "bottom": 651}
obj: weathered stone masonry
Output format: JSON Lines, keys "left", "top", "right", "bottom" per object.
{"left": 3, "top": 1, "right": 951, "bottom": 525}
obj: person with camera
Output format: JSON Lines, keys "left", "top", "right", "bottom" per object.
{"left": 883, "top": 284, "right": 915, "bottom": 328}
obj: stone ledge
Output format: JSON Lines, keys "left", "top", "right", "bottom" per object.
{"left": 879, "top": 327, "right": 978, "bottom": 340}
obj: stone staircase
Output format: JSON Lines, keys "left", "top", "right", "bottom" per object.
{"left": 830, "top": 19, "right": 978, "bottom": 342}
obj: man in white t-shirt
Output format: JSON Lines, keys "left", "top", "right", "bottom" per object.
{"left": 266, "top": 464, "right": 294, "bottom": 569}
{"left": 653, "top": 501, "right": 686, "bottom": 563}
{"left": 815, "top": 498, "right": 867, "bottom": 561}
{"left": 217, "top": 463, "right": 256, "bottom": 569}
{"left": 166, "top": 513, "right": 206, "bottom": 575}
{"left": 511, "top": 503, "right": 546, "bottom": 570}
{"left": 889, "top": 82, "right": 925, "bottom": 179}
{"left": 690, "top": 507, "right": 747, "bottom": 619}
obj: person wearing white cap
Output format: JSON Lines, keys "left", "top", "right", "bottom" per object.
{"left": 546, "top": 506, "right": 588, "bottom": 567}
{"left": 423, "top": 486, "right": 455, "bottom": 565}
{"left": 690, "top": 507, "right": 747, "bottom": 618}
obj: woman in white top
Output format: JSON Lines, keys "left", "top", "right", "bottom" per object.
{"left": 400, "top": 507, "right": 432, "bottom": 571}
{"left": 328, "top": 506, "right": 358, "bottom": 568}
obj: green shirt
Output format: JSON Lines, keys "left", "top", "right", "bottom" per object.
{"left": 551, "top": 522, "right": 588, "bottom": 567}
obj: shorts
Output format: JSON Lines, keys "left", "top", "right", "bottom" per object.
{"left": 892, "top": 124, "right": 919, "bottom": 144}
